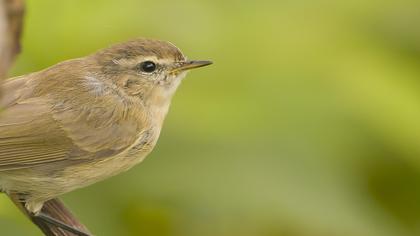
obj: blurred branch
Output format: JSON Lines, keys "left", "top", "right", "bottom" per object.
{"left": 0, "top": 1, "right": 91, "bottom": 235}
{"left": 0, "top": 0, "right": 24, "bottom": 83}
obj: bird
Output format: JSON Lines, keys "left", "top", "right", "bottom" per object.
{"left": 0, "top": 38, "right": 212, "bottom": 235}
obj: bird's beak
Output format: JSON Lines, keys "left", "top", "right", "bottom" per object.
{"left": 170, "top": 60, "right": 213, "bottom": 73}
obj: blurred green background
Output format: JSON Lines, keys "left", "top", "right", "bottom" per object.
{"left": 2, "top": 0, "right": 420, "bottom": 235}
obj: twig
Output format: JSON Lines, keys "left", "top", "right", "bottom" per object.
{"left": 9, "top": 196, "right": 92, "bottom": 236}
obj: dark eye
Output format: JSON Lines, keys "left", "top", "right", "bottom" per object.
{"left": 139, "top": 61, "right": 156, "bottom": 73}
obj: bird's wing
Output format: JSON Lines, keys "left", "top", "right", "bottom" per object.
{"left": 0, "top": 98, "right": 74, "bottom": 170}
{"left": 0, "top": 78, "right": 142, "bottom": 171}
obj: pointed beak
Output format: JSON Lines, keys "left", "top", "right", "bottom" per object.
{"left": 170, "top": 60, "right": 213, "bottom": 73}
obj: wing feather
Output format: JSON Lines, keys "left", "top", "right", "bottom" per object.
{"left": 0, "top": 76, "right": 144, "bottom": 171}
{"left": 0, "top": 98, "right": 75, "bottom": 170}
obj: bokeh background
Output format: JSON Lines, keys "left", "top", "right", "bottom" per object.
{"left": 1, "top": 0, "right": 420, "bottom": 235}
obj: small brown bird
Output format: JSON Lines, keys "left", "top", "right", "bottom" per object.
{"left": 0, "top": 38, "right": 211, "bottom": 235}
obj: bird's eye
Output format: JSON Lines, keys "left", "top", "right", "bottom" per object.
{"left": 139, "top": 61, "right": 157, "bottom": 73}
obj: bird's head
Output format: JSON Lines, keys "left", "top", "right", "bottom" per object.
{"left": 91, "top": 38, "right": 212, "bottom": 102}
